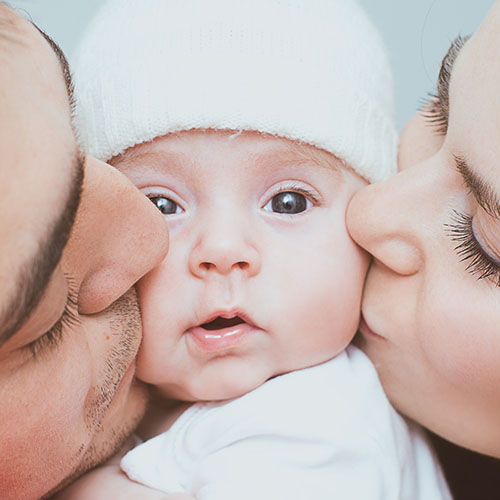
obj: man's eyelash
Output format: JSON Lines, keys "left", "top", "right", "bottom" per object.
{"left": 445, "top": 210, "right": 500, "bottom": 287}
{"left": 28, "top": 279, "right": 80, "bottom": 359}
{"left": 421, "top": 34, "right": 469, "bottom": 135}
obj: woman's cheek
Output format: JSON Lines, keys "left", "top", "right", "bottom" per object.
{"left": 398, "top": 110, "right": 445, "bottom": 172}
{"left": 419, "top": 281, "right": 500, "bottom": 390}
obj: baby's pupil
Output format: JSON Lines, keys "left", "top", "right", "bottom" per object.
{"left": 272, "top": 192, "right": 306, "bottom": 214}
{"left": 151, "top": 196, "right": 177, "bottom": 215}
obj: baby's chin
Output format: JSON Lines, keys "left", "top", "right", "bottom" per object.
{"left": 151, "top": 352, "right": 344, "bottom": 403}
{"left": 154, "top": 367, "right": 278, "bottom": 403}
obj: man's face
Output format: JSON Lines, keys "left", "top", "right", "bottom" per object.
{"left": 0, "top": 7, "right": 168, "bottom": 499}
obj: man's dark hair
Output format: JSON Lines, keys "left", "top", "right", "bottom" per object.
{"left": 35, "top": 26, "right": 76, "bottom": 111}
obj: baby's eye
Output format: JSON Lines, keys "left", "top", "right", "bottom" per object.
{"left": 263, "top": 191, "right": 311, "bottom": 214}
{"left": 149, "top": 195, "right": 183, "bottom": 215}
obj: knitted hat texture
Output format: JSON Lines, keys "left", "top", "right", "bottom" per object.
{"left": 73, "top": 0, "right": 397, "bottom": 182}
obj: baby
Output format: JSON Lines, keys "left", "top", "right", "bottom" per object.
{"left": 65, "top": 0, "right": 452, "bottom": 498}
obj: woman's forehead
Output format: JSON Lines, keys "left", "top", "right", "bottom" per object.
{"left": 445, "top": 6, "right": 500, "bottom": 182}
{"left": 465, "top": 0, "right": 500, "bottom": 67}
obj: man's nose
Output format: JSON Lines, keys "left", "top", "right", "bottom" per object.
{"left": 188, "top": 211, "right": 261, "bottom": 279}
{"left": 346, "top": 162, "right": 436, "bottom": 277}
{"left": 65, "top": 156, "right": 169, "bottom": 314}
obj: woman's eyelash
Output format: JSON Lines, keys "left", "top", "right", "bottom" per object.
{"left": 420, "top": 94, "right": 448, "bottom": 135}
{"left": 445, "top": 210, "right": 500, "bottom": 287}
{"left": 28, "top": 278, "right": 80, "bottom": 359}
{"left": 420, "top": 34, "right": 469, "bottom": 136}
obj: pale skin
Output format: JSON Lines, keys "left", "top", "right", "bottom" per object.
{"left": 0, "top": 6, "right": 169, "bottom": 499}
{"left": 49, "top": 1, "right": 500, "bottom": 494}
{"left": 53, "top": 438, "right": 193, "bottom": 500}
{"left": 348, "top": 0, "right": 500, "bottom": 458}
{"left": 61, "top": 129, "right": 368, "bottom": 497}
{"left": 129, "top": 131, "right": 368, "bottom": 402}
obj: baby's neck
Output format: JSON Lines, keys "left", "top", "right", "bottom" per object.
{"left": 137, "top": 392, "right": 193, "bottom": 440}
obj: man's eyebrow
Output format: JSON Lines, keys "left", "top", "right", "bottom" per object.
{"left": 455, "top": 155, "right": 500, "bottom": 220}
{"left": 34, "top": 25, "right": 75, "bottom": 110}
{"left": 0, "top": 152, "right": 84, "bottom": 346}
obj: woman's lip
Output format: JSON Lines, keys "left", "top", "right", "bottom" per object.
{"left": 359, "top": 315, "right": 385, "bottom": 340}
{"left": 187, "top": 322, "right": 258, "bottom": 352}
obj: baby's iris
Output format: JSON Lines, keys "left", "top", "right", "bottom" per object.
{"left": 149, "top": 196, "right": 182, "bottom": 215}
{"left": 271, "top": 192, "right": 307, "bottom": 214}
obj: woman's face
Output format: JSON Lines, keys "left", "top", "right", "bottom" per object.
{"left": 347, "top": 1, "right": 500, "bottom": 457}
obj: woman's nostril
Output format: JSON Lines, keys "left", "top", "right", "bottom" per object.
{"left": 237, "top": 261, "right": 249, "bottom": 270}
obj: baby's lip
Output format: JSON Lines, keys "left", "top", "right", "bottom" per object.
{"left": 197, "top": 310, "right": 255, "bottom": 331}
{"left": 188, "top": 310, "right": 259, "bottom": 353}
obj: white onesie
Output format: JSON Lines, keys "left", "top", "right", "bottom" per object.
{"left": 121, "top": 345, "right": 451, "bottom": 500}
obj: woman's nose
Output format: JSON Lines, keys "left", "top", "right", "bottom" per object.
{"left": 188, "top": 214, "right": 261, "bottom": 279}
{"left": 346, "top": 164, "right": 431, "bottom": 277}
{"left": 65, "top": 156, "right": 169, "bottom": 314}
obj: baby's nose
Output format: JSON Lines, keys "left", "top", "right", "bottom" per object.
{"left": 188, "top": 223, "right": 261, "bottom": 278}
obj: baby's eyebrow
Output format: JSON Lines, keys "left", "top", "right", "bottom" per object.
{"left": 111, "top": 149, "right": 188, "bottom": 173}
{"left": 112, "top": 137, "right": 344, "bottom": 177}
{"left": 253, "top": 143, "right": 344, "bottom": 174}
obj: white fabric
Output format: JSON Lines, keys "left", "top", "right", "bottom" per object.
{"left": 73, "top": 0, "right": 397, "bottom": 182}
{"left": 121, "top": 346, "right": 451, "bottom": 500}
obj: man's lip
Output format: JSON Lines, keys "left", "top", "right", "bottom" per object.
{"left": 359, "top": 314, "right": 385, "bottom": 340}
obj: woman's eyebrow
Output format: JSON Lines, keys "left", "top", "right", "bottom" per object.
{"left": 455, "top": 155, "right": 500, "bottom": 220}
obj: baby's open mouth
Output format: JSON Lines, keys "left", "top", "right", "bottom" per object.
{"left": 201, "top": 316, "right": 245, "bottom": 331}
{"left": 189, "top": 314, "right": 255, "bottom": 352}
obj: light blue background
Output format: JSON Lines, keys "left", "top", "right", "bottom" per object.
{"left": 8, "top": 0, "right": 495, "bottom": 130}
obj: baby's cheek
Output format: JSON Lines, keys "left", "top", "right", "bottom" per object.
{"left": 135, "top": 338, "right": 156, "bottom": 384}
{"left": 134, "top": 299, "right": 171, "bottom": 385}
{"left": 326, "top": 236, "right": 368, "bottom": 342}
{"left": 134, "top": 262, "right": 176, "bottom": 382}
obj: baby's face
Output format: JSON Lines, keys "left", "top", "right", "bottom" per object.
{"left": 113, "top": 130, "right": 368, "bottom": 401}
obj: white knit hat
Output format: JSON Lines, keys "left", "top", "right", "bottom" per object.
{"left": 73, "top": 0, "right": 397, "bottom": 182}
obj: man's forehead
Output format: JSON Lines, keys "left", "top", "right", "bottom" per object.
{"left": 0, "top": 4, "right": 82, "bottom": 344}
{"left": 0, "top": 4, "right": 39, "bottom": 52}
{"left": 0, "top": 6, "right": 70, "bottom": 97}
